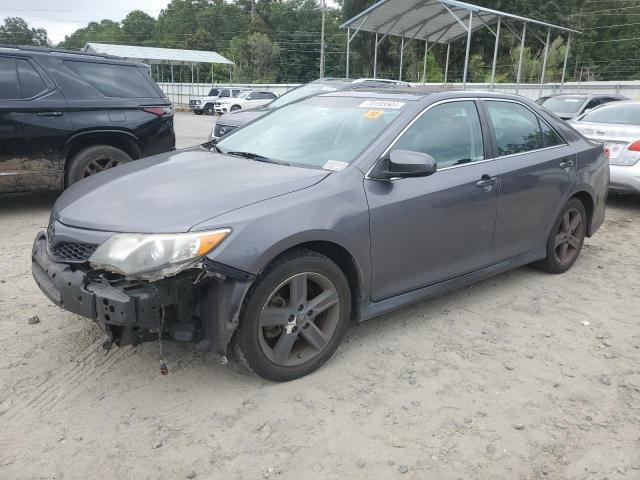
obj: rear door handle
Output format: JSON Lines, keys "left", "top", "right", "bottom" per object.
{"left": 37, "top": 112, "right": 63, "bottom": 117}
{"left": 559, "top": 159, "right": 574, "bottom": 170}
{"left": 476, "top": 175, "right": 498, "bottom": 190}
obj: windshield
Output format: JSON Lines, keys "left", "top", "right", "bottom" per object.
{"left": 216, "top": 96, "right": 405, "bottom": 168}
{"left": 579, "top": 103, "right": 640, "bottom": 125}
{"left": 268, "top": 83, "right": 341, "bottom": 109}
{"left": 540, "top": 96, "right": 587, "bottom": 114}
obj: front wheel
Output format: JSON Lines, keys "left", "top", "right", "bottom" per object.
{"left": 535, "top": 198, "right": 587, "bottom": 274}
{"left": 230, "top": 105, "right": 241, "bottom": 111}
{"left": 232, "top": 249, "right": 351, "bottom": 381}
{"left": 203, "top": 104, "right": 215, "bottom": 115}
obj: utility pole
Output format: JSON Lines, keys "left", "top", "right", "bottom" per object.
{"left": 320, "top": 0, "right": 326, "bottom": 78}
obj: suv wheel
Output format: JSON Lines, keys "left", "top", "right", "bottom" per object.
{"left": 203, "top": 104, "right": 215, "bottom": 115}
{"left": 230, "top": 105, "right": 241, "bottom": 111}
{"left": 535, "top": 198, "right": 587, "bottom": 274}
{"left": 194, "top": 110, "right": 203, "bottom": 115}
{"left": 66, "top": 145, "right": 132, "bottom": 186}
{"left": 232, "top": 249, "right": 351, "bottom": 381}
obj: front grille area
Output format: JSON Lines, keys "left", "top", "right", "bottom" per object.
{"left": 189, "top": 100, "right": 199, "bottom": 106}
{"left": 214, "top": 123, "right": 236, "bottom": 137}
{"left": 52, "top": 241, "right": 98, "bottom": 262}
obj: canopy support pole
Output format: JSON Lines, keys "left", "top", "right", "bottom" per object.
{"left": 539, "top": 28, "right": 551, "bottom": 97}
{"left": 229, "top": 65, "right": 232, "bottom": 86}
{"left": 374, "top": 31, "right": 379, "bottom": 78}
{"left": 516, "top": 22, "right": 527, "bottom": 94}
{"left": 462, "top": 12, "right": 473, "bottom": 89}
{"left": 346, "top": 27, "right": 351, "bottom": 78}
{"left": 490, "top": 17, "right": 501, "bottom": 91}
{"left": 422, "top": 40, "right": 428, "bottom": 84}
{"left": 190, "top": 62, "right": 194, "bottom": 101}
{"left": 444, "top": 42, "right": 450, "bottom": 85}
{"left": 170, "top": 62, "right": 174, "bottom": 105}
{"left": 399, "top": 35, "right": 404, "bottom": 81}
{"left": 561, "top": 34, "right": 571, "bottom": 92}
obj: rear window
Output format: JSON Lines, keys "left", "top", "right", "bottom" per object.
{"left": 65, "top": 61, "right": 158, "bottom": 98}
{"left": 540, "top": 96, "right": 587, "bottom": 114}
{"left": 579, "top": 103, "right": 640, "bottom": 125}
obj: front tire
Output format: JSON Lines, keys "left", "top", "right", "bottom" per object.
{"left": 233, "top": 249, "right": 351, "bottom": 382}
{"left": 203, "top": 104, "right": 215, "bottom": 115}
{"left": 65, "top": 145, "right": 132, "bottom": 186}
{"left": 535, "top": 198, "right": 587, "bottom": 274}
{"left": 230, "top": 105, "right": 241, "bottom": 111}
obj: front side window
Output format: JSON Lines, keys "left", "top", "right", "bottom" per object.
{"left": 392, "top": 101, "right": 484, "bottom": 168}
{"left": 486, "top": 101, "right": 544, "bottom": 156}
{"left": 65, "top": 61, "right": 158, "bottom": 98}
{"left": 216, "top": 96, "right": 404, "bottom": 168}
{"left": 0, "top": 57, "right": 19, "bottom": 100}
{"left": 219, "top": 90, "right": 231, "bottom": 98}
{"left": 208, "top": 88, "right": 220, "bottom": 97}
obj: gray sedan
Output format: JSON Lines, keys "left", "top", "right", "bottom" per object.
{"left": 536, "top": 93, "right": 628, "bottom": 120}
{"left": 571, "top": 101, "right": 640, "bottom": 194}
{"left": 32, "top": 88, "right": 608, "bottom": 381}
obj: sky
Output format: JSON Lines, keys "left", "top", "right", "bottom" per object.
{"left": 0, "top": 0, "right": 171, "bottom": 44}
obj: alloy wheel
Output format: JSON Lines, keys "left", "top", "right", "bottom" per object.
{"left": 82, "top": 156, "right": 120, "bottom": 178}
{"left": 554, "top": 207, "right": 584, "bottom": 266}
{"left": 257, "top": 272, "right": 340, "bottom": 367}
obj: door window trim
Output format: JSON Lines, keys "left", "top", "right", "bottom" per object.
{"left": 482, "top": 98, "right": 569, "bottom": 160}
{"left": 365, "top": 97, "right": 490, "bottom": 179}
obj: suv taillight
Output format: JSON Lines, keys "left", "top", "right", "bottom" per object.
{"left": 627, "top": 140, "right": 640, "bottom": 152}
{"left": 142, "top": 106, "right": 173, "bottom": 117}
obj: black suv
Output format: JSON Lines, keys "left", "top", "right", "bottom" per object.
{"left": 0, "top": 45, "right": 175, "bottom": 194}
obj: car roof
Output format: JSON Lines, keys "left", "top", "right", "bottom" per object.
{"left": 321, "top": 87, "right": 535, "bottom": 103}
{"left": 0, "top": 44, "right": 149, "bottom": 68}
{"left": 544, "top": 93, "right": 626, "bottom": 99}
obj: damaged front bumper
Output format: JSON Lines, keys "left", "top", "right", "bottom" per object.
{"left": 31, "top": 231, "right": 253, "bottom": 356}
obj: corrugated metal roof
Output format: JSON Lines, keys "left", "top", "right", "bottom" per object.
{"left": 341, "top": 0, "right": 580, "bottom": 44}
{"left": 83, "top": 43, "right": 234, "bottom": 65}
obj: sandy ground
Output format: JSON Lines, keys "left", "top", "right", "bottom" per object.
{"left": 1, "top": 113, "right": 640, "bottom": 480}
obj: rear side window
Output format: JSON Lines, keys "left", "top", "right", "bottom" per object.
{"left": 65, "top": 61, "right": 158, "bottom": 98}
{"left": 0, "top": 57, "right": 19, "bottom": 99}
{"left": 540, "top": 121, "right": 564, "bottom": 148}
{"left": 486, "top": 101, "right": 544, "bottom": 156}
{"left": 17, "top": 59, "right": 47, "bottom": 98}
{"left": 219, "top": 90, "right": 231, "bottom": 98}
{"left": 393, "top": 100, "right": 485, "bottom": 168}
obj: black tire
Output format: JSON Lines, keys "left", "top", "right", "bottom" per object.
{"left": 535, "top": 197, "right": 587, "bottom": 274}
{"left": 194, "top": 110, "right": 203, "bottom": 115}
{"left": 66, "top": 145, "right": 132, "bottom": 186}
{"left": 203, "top": 104, "right": 215, "bottom": 115}
{"left": 232, "top": 248, "right": 351, "bottom": 382}
{"left": 230, "top": 105, "right": 241, "bottom": 111}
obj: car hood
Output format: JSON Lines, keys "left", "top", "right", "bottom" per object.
{"left": 55, "top": 148, "right": 330, "bottom": 234}
{"left": 217, "top": 108, "right": 270, "bottom": 128}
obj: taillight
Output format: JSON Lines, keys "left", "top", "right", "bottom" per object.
{"left": 628, "top": 140, "right": 640, "bottom": 151}
{"left": 142, "top": 106, "right": 173, "bottom": 117}
{"left": 604, "top": 147, "right": 610, "bottom": 159}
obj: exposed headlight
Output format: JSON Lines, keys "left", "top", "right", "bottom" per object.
{"left": 89, "top": 229, "right": 231, "bottom": 280}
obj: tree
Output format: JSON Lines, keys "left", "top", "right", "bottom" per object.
{"left": 0, "top": 17, "right": 49, "bottom": 46}
{"left": 121, "top": 10, "right": 156, "bottom": 45}
{"left": 229, "top": 31, "right": 281, "bottom": 82}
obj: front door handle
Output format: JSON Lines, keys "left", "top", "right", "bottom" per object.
{"left": 476, "top": 175, "right": 498, "bottom": 190}
{"left": 37, "top": 111, "right": 63, "bottom": 117}
{"left": 559, "top": 159, "right": 574, "bottom": 170}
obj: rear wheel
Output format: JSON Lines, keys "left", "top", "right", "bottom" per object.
{"left": 66, "top": 145, "right": 132, "bottom": 186}
{"left": 203, "top": 104, "right": 215, "bottom": 115}
{"left": 230, "top": 105, "right": 241, "bottom": 111}
{"left": 535, "top": 198, "right": 587, "bottom": 274}
{"left": 233, "top": 249, "right": 351, "bottom": 381}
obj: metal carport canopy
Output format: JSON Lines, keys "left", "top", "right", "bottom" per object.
{"left": 82, "top": 43, "right": 233, "bottom": 66}
{"left": 341, "top": 0, "right": 580, "bottom": 93}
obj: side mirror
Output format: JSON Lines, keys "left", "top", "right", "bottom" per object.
{"left": 371, "top": 150, "right": 437, "bottom": 180}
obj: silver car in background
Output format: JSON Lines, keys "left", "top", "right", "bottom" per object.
{"left": 537, "top": 93, "right": 628, "bottom": 121}
{"left": 571, "top": 101, "right": 640, "bottom": 194}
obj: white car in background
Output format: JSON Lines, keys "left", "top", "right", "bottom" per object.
{"left": 571, "top": 101, "right": 640, "bottom": 194}
{"left": 189, "top": 87, "right": 247, "bottom": 115}
{"left": 214, "top": 90, "right": 278, "bottom": 113}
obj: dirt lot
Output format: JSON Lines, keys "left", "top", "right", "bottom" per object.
{"left": 1, "top": 113, "right": 640, "bottom": 480}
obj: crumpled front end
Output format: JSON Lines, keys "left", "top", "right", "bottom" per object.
{"left": 31, "top": 230, "right": 253, "bottom": 357}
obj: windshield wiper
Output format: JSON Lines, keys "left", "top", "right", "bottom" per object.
{"left": 225, "top": 151, "right": 290, "bottom": 166}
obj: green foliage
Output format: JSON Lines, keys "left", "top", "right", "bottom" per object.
{"left": 10, "top": 0, "right": 640, "bottom": 83}
{"left": 0, "top": 17, "right": 49, "bottom": 46}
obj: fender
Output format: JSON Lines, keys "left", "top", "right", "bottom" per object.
{"left": 63, "top": 129, "right": 142, "bottom": 160}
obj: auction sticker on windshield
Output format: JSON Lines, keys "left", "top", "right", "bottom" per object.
{"left": 323, "top": 160, "right": 349, "bottom": 171}
{"left": 359, "top": 100, "right": 405, "bottom": 109}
